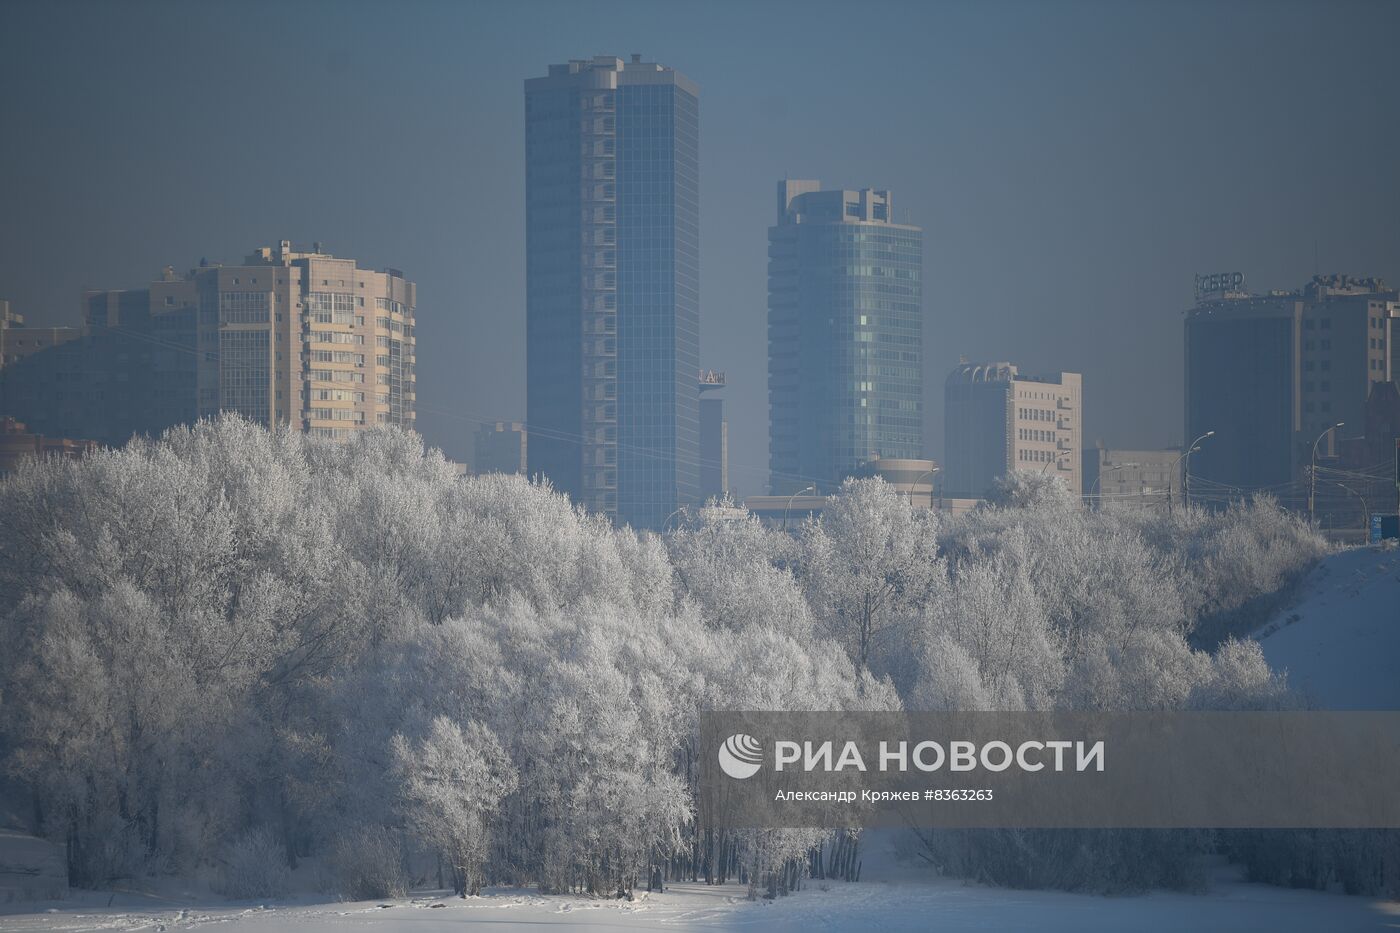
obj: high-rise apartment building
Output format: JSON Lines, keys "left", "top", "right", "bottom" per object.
{"left": 1, "top": 242, "right": 416, "bottom": 445}
{"left": 943, "top": 362, "right": 1083, "bottom": 498}
{"left": 767, "top": 181, "right": 923, "bottom": 494}
{"left": 525, "top": 55, "right": 700, "bottom": 529}
{"left": 1184, "top": 274, "right": 1395, "bottom": 498}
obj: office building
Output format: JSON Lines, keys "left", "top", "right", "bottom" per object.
{"left": 1083, "top": 444, "right": 1182, "bottom": 510}
{"left": 1184, "top": 273, "right": 1395, "bottom": 499}
{"left": 525, "top": 55, "right": 700, "bottom": 529}
{"left": 944, "top": 362, "right": 1083, "bottom": 498}
{"left": 1, "top": 242, "right": 416, "bottom": 445}
{"left": 767, "top": 181, "right": 923, "bottom": 494}
{"left": 475, "top": 421, "right": 528, "bottom": 474}
{"left": 699, "top": 369, "right": 727, "bottom": 501}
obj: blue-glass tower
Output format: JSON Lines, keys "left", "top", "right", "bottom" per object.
{"left": 768, "top": 181, "right": 924, "bottom": 494}
{"left": 525, "top": 55, "right": 699, "bottom": 529}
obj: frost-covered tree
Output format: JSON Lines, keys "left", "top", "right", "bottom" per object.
{"left": 796, "top": 478, "right": 945, "bottom": 675}
{"left": 392, "top": 717, "right": 516, "bottom": 896}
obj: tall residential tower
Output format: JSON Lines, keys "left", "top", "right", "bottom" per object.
{"left": 525, "top": 55, "right": 700, "bottom": 529}
{"left": 767, "top": 181, "right": 923, "bottom": 494}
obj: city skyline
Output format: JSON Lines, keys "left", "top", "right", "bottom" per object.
{"left": 3, "top": 1, "right": 1400, "bottom": 498}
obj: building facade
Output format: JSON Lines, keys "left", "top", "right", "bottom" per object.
{"left": 1, "top": 300, "right": 81, "bottom": 368}
{"left": 849, "top": 456, "right": 940, "bottom": 508}
{"left": 1082, "top": 444, "right": 1182, "bottom": 510}
{"left": 474, "top": 421, "right": 528, "bottom": 474}
{"left": 767, "top": 181, "right": 923, "bottom": 494}
{"left": 1184, "top": 274, "right": 1395, "bottom": 502}
{"left": 0, "top": 417, "right": 98, "bottom": 474}
{"left": 525, "top": 55, "right": 700, "bottom": 529}
{"left": 699, "top": 368, "right": 727, "bottom": 501}
{"left": 943, "top": 361, "right": 1083, "bottom": 498}
{"left": 2, "top": 291, "right": 198, "bottom": 446}
{"left": 1, "top": 242, "right": 416, "bottom": 446}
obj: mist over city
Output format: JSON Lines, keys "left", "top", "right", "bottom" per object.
{"left": 1, "top": 1, "right": 1399, "bottom": 931}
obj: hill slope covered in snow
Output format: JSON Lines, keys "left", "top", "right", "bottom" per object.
{"left": 1257, "top": 546, "right": 1400, "bottom": 710}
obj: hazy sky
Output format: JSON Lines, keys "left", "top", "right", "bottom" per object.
{"left": 3, "top": 0, "right": 1398, "bottom": 495}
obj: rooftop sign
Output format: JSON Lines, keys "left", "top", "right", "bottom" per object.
{"left": 1195, "top": 272, "right": 1244, "bottom": 299}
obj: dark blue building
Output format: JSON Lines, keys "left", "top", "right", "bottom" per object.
{"left": 525, "top": 55, "right": 699, "bottom": 530}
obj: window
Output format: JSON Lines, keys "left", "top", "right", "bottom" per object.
{"left": 219, "top": 291, "right": 270, "bottom": 324}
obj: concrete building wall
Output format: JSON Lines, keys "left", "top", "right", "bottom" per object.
{"left": 1010, "top": 371, "right": 1082, "bottom": 496}
{"left": 0, "top": 417, "right": 98, "bottom": 474}
{"left": 475, "top": 421, "right": 528, "bottom": 474}
{"left": 0, "top": 300, "right": 81, "bottom": 369}
{"left": 945, "top": 361, "right": 1082, "bottom": 498}
{"left": 699, "top": 395, "right": 727, "bottom": 501}
{"left": 850, "top": 456, "right": 939, "bottom": 508}
{"left": 1083, "top": 444, "right": 1181, "bottom": 510}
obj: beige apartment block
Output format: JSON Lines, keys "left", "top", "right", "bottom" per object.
{"left": 1010, "top": 370, "right": 1082, "bottom": 496}
{"left": 944, "top": 362, "right": 1083, "bottom": 498}
{"left": 89, "top": 241, "right": 416, "bottom": 441}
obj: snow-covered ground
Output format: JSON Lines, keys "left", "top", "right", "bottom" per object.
{"left": 1257, "top": 545, "right": 1400, "bottom": 709}
{"left": 4, "top": 839, "right": 1395, "bottom": 933}
{"left": 0, "top": 872, "right": 1394, "bottom": 933}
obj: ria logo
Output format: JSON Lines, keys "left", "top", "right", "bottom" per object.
{"left": 718, "top": 733, "right": 763, "bottom": 779}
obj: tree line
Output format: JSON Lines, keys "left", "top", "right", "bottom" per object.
{"left": 3, "top": 415, "right": 1386, "bottom": 901}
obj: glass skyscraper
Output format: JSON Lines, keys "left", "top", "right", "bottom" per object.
{"left": 525, "top": 55, "right": 699, "bottom": 530}
{"left": 768, "top": 181, "right": 924, "bottom": 494}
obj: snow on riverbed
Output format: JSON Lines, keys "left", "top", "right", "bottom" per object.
{"left": 1, "top": 874, "right": 1394, "bottom": 932}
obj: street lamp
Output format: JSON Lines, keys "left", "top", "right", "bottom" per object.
{"left": 1089, "top": 461, "right": 1140, "bottom": 510}
{"left": 1309, "top": 422, "right": 1345, "bottom": 522}
{"left": 663, "top": 506, "right": 689, "bottom": 533}
{"left": 1334, "top": 481, "right": 1369, "bottom": 539}
{"left": 782, "top": 484, "right": 817, "bottom": 531}
{"left": 908, "top": 467, "right": 940, "bottom": 509}
{"left": 1172, "top": 431, "right": 1214, "bottom": 514}
{"left": 1039, "top": 448, "right": 1072, "bottom": 475}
